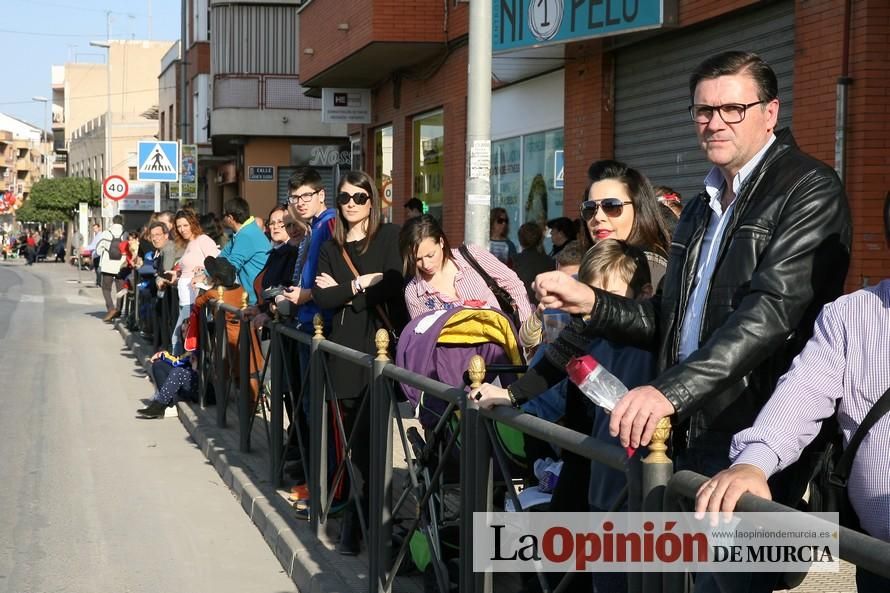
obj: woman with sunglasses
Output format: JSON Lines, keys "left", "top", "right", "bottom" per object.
{"left": 312, "top": 170, "right": 409, "bottom": 555}
{"left": 489, "top": 206, "right": 518, "bottom": 266}
{"left": 582, "top": 160, "right": 671, "bottom": 260}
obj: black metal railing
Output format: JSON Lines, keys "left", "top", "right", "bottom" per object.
{"left": 126, "top": 297, "right": 890, "bottom": 593}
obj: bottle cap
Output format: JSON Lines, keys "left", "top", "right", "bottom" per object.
{"left": 566, "top": 354, "right": 598, "bottom": 386}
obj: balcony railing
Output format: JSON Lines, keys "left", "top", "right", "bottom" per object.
{"left": 213, "top": 74, "right": 322, "bottom": 110}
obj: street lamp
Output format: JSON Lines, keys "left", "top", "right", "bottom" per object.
{"left": 89, "top": 40, "right": 113, "bottom": 218}
{"left": 31, "top": 96, "right": 49, "bottom": 179}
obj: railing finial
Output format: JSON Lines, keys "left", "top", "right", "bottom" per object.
{"left": 375, "top": 329, "right": 390, "bottom": 360}
{"left": 468, "top": 355, "right": 486, "bottom": 389}
{"left": 216, "top": 285, "right": 224, "bottom": 301}
{"left": 313, "top": 313, "right": 324, "bottom": 339}
{"left": 241, "top": 290, "right": 248, "bottom": 310}
{"left": 644, "top": 417, "right": 672, "bottom": 465}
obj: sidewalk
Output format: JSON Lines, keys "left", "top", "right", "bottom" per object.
{"left": 115, "top": 320, "right": 426, "bottom": 593}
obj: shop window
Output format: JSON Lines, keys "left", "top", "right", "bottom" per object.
{"left": 412, "top": 111, "right": 444, "bottom": 221}
{"left": 491, "top": 128, "right": 564, "bottom": 246}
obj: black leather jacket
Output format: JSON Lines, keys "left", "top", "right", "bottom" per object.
{"left": 525, "top": 129, "right": 851, "bottom": 449}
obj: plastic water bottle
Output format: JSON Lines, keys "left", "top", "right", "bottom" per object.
{"left": 566, "top": 354, "right": 628, "bottom": 412}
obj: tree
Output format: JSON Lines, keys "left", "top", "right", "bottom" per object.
{"left": 14, "top": 177, "right": 101, "bottom": 224}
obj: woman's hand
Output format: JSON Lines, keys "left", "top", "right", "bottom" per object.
{"left": 358, "top": 273, "right": 383, "bottom": 289}
{"left": 150, "top": 351, "right": 164, "bottom": 363}
{"left": 467, "top": 383, "right": 513, "bottom": 410}
{"left": 315, "top": 273, "right": 338, "bottom": 289}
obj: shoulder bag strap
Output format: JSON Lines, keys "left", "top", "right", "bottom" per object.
{"left": 458, "top": 244, "right": 498, "bottom": 293}
{"left": 340, "top": 245, "right": 396, "bottom": 335}
{"left": 831, "top": 385, "right": 890, "bottom": 486}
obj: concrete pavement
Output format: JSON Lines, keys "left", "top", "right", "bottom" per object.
{"left": 0, "top": 260, "right": 296, "bottom": 593}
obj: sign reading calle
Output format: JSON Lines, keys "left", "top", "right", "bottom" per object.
{"left": 493, "top": 0, "right": 677, "bottom": 53}
{"left": 248, "top": 166, "right": 275, "bottom": 181}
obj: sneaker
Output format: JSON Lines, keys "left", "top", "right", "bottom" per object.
{"left": 288, "top": 484, "right": 309, "bottom": 501}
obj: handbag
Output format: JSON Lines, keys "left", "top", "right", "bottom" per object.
{"left": 340, "top": 246, "right": 399, "bottom": 345}
{"left": 458, "top": 244, "right": 521, "bottom": 329}
{"left": 809, "top": 385, "right": 890, "bottom": 529}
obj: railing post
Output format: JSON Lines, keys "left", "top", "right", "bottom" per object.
{"left": 369, "top": 329, "right": 394, "bottom": 593}
{"left": 641, "top": 417, "right": 672, "bottom": 593}
{"left": 215, "top": 288, "right": 228, "bottom": 428}
{"left": 198, "top": 301, "right": 210, "bottom": 407}
{"left": 309, "top": 313, "right": 328, "bottom": 536}
{"left": 238, "top": 291, "right": 251, "bottom": 453}
{"left": 269, "top": 320, "right": 284, "bottom": 486}
{"left": 460, "top": 355, "right": 493, "bottom": 593}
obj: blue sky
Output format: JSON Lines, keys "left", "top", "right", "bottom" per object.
{"left": 1, "top": 0, "right": 180, "bottom": 129}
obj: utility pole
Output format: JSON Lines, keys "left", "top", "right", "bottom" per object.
{"left": 31, "top": 96, "right": 50, "bottom": 179}
{"left": 463, "top": 0, "right": 493, "bottom": 248}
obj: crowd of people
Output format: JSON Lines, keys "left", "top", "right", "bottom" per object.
{"left": 48, "top": 49, "right": 887, "bottom": 592}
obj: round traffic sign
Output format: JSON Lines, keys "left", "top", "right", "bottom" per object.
{"left": 382, "top": 181, "right": 393, "bottom": 206}
{"left": 103, "top": 175, "right": 129, "bottom": 201}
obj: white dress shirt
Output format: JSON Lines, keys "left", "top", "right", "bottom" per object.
{"left": 678, "top": 134, "right": 776, "bottom": 361}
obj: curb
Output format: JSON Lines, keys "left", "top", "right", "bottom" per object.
{"left": 114, "top": 322, "right": 353, "bottom": 593}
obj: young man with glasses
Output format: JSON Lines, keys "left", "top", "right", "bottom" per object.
{"left": 477, "top": 51, "right": 852, "bottom": 586}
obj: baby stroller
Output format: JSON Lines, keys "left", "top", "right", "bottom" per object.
{"left": 395, "top": 307, "right": 542, "bottom": 593}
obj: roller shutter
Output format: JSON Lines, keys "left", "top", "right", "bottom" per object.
{"left": 614, "top": 1, "right": 795, "bottom": 200}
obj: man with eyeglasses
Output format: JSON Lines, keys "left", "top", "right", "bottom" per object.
{"left": 276, "top": 167, "right": 337, "bottom": 341}
{"left": 486, "top": 50, "right": 851, "bottom": 581}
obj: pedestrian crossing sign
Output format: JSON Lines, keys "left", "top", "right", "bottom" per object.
{"left": 137, "top": 140, "right": 179, "bottom": 182}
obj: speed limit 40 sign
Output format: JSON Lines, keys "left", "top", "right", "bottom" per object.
{"left": 103, "top": 175, "right": 129, "bottom": 201}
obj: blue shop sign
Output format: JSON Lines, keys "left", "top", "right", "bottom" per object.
{"left": 493, "top": 0, "right": 677, "bottom": 53}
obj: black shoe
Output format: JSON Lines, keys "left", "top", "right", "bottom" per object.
{"left": 138, "top": 401, "right": 167, "bottom": 418}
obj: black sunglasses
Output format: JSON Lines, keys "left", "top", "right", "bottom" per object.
{"left": 580, "top": 198, "right": 633, "bottom": 221}
{"left": 337, "top": 191, "right": 371, "bottom": 206}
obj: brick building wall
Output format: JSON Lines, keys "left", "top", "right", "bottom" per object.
{"left": 362, "top": 43, "right": 469, "bottom": 242}
{"left": 563, "top": 0, "right": 888, "bottom": 290}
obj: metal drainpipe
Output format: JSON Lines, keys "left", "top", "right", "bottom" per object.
{"left": 834, "top": 0, "right": 853, "bottom": 183}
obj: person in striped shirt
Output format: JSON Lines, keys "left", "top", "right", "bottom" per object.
{"left": 696, "top": 207, "right": 890, "bottom": 591}
{"left": 399, "top": 214, "right": 533, "bottom": 323}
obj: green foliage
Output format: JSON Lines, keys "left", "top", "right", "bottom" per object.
{"left": 13, "top": 200, "right": 69, "bottom": 224}
{"left": 16, "top": 177, "right": 101, "bottom": 224}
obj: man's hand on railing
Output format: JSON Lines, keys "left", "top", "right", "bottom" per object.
{"left": 467, "top": 383, "right": 512, "bottom": 409}
{"left": 533, "top": 270, "right": 597, "bottom": 315}
{"left": 608, "top": 385, "right": 675, "bottom": 448}
{"left": 694, "top": 464, "right": 771, "bottom": 525}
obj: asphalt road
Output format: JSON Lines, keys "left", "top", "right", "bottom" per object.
{"left": 0, "top": 261, "right": 296, "bottom": 593}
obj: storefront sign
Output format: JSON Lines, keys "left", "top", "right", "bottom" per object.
{"left": 553, "top": 150, "right": 564, "bottom": 189}
{"left": 248, "top": 166, "right": 275, "bottom": 181}
{"left": 321, "top": 88, "right": 372, "bottom": 124}
{"left": 291, "top": 144, "right": 351, "bottom": 168}
{"left": 119, "top": 182, "right": 156, "bottom": 211}
{"left": 180, "top": 144, "right": 198, "bottom": 200}
{"left": 493, "top": 0, "right": 677, "bottom": 53}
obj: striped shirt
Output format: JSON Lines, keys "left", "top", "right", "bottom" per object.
{"left": 731, "top": 279, "right": 890, "bottom": 541}
{"left": 404, "top": 244, "right": 534, "bottom": 322}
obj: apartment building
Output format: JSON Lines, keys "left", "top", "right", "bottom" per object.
{"left": 0, "top": 114, "right": 49, "bottom": 203}
{"left": 173, "top": 0, "right": 347, "bottom": 216}
{"left": 297, "top": 0, "right": 889, "bottom": 289}
{"left": 56, "top": 40, "right": 174, "bottom": 186}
